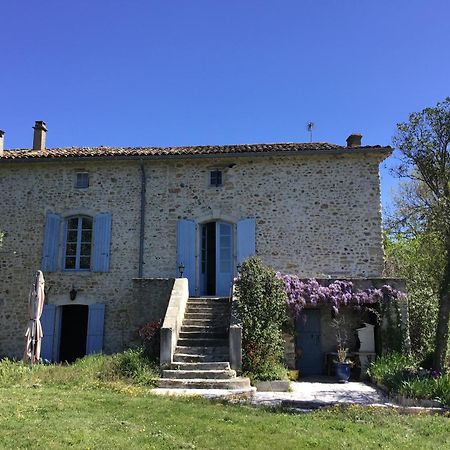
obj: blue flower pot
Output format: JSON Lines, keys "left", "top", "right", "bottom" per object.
{"left": 335, "top": 362, "right": 351, "bottom": 383}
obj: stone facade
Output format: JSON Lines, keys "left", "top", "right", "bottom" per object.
{"left": 0, "top": 147, "right": 389, "bottom": 360}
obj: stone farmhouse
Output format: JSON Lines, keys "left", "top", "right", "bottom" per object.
{"left": 0, "top": 122, "right": 393, "bottom": 377}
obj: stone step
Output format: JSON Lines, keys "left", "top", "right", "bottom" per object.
{"left": 170, "top": 362, "right": 230, "bottom": 371}
{"left": 179, "top": 331, "right": 227, "bottom": 339}
{"left": 185, "top": 306, "right": 229, "bottom": 313}
{"left": 177, "top": 338, "right": 228, "bottom": 347}
{"left": 161, "top": 369, "right": 237, "bottom": 380}
{"left": 183, "top": 319, "right": 229, "bottom": 326}
{"left": 184, "top": 312, "right": 228, "bottom": 319}
{"left": 156, "top": 377, "right": 252, "bottom": 390}
{"left": 187, "top": 299, "right": 229, "bottom": 305}
{"left": 173, "top": 353, "right": 229, "bottom": 363}
{"left": 180, "top": 325, "right": 228, "bottom": 334}
{"left": 175, "top": 346, "right": 229, "bottom": 355}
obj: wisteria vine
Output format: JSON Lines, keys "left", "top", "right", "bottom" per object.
{"left": 277, "top": 274, "right": 406, "bottom": 319}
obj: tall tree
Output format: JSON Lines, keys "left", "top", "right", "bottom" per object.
{"left": 393, "top": 98, "right": 450, "bottom": 371}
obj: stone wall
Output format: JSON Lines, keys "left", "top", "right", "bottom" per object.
{"left": 143, "top": 153, "right": 385, "bottom": 279}
{"left": 0, "top": 151, "right": 386, "bottom": 358}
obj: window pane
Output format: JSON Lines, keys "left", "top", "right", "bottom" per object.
{"left": 82, "top": 217, "right": 93, "bottom": 229}
{"left": 80, "top": 243, "right": 91, "bottom": 256}
{"left": 66, "top": 244, "right": 77, "bottom": 256}
{"left": 67, "top": 230, "right": 78, "bottom": 242}
{"left": 65, "top": 257, "right": 76, "bottom": 269}
{"left": 68, "top": 218, "right": 79, "bottom": 229}
{"left": 81, "top": 230, "right": 92, "bottom": 242}
{"left": 80, "top": 257, "right": 91, "bottom": 269}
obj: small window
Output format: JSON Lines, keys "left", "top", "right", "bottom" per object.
{"left": 64, "top": 216, "right": 93, "bottom": 270}
{"left": 210, "top": 170, "right": 223, "bottom": 187}
{"left": 75, "top": 172, "right": 89, "bottom": 189}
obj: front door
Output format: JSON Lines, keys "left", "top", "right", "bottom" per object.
{"left": 201, "top": 221, "right": 233, "bottom": 296}
{"left": 296, "top": 309, "right": 322, "bottom": 376}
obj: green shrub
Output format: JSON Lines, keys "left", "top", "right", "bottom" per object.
{"left": 235, "top": 257, "right": 288, "bottom": 381}
{"left": 368, "top": 352, "right": 450, "bottom": 406}
{"left": 104, "top": 348, "right": 159, "bottom": 386}
{"left": 367, "top": 352, "right": 418, "bottom": 390}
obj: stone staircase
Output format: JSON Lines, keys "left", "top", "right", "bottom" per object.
{"left": 157, "top": 297, "right": 252, "bottom": 390}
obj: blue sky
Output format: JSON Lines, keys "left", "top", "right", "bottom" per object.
{"left": 2, "top": 1, "right": 449, "bottom": 213}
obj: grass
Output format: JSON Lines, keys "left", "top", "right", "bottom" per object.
{"left": 0, "top": 385, "right": 449, "bottom": 449}
{"left": 0, "top": 352, "right": 449, "bottom": 449}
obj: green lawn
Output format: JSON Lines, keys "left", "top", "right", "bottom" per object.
{"left": 1, "top": 384, "right": 449, "bottom": 449}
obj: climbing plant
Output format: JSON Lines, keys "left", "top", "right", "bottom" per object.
{"left": 278, "top": 274, "right": 408, "bottom": 352}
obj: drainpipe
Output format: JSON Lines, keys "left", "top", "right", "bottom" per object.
{"left": 138, "top": 159, "right": 146, "bottom": 278}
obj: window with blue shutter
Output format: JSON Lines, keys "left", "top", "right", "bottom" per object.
{"left": 236, "top": 218, "right": 256, "bottom": 264}
{"left": 92, "top": 213, "right": 112, "bottom": 272}
{"left": 42, "top": 213, "right": 62, "bottom": 272}
{"left": 64, "top": 216, "right": 93, "bottom": 271}
{"left": 86, "top": 304, "right": 105, "bottom": 355}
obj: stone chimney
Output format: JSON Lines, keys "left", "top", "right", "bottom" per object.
{"left": 0, "top": 130, "right": 4, "bottom": 156}
{"left": 33, "top": 121, "right": 47, "bottom": 150}
{"left": 346, "top": 133, "right": 362, "bottom": 148}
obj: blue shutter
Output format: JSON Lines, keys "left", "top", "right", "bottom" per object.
{"left": 237, "top": 218, "right": 256, "bottom": 264}
{"left": 86, "top": 304, "right": 105, "bottom": 355}
{"left": 40, "top": 304, "right": 56, "bottom": 362}
{"left": 92, "top": 213, "right": 112, "bottom": 272}
{"left": 177, "top": 219, "right": 197, "bottom": 296}
{"left": 41, "top": 213, "right": 61, "bottom": 272}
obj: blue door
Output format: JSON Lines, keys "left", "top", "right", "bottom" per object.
{"left": 296, "top": 310, "right": 322, "bottom": 375}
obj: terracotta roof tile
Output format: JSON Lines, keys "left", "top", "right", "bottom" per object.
{"left": 0, "top": 142, "right": 391, "bottom": 160}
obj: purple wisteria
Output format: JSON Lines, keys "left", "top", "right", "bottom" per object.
{"left": 277, "top": 274, "right": 405, "bottom": 318}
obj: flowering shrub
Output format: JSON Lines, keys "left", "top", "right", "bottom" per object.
{"left": 138, "top": 319, "right": 162, "bottom": 359}
{"left": 278, "top": 274, "right": 406, "bottom": 319}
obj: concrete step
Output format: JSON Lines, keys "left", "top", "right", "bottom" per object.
{"left": 179, "top": 331, "right": 227, "bottom": 339}
{"left": 156, "top": 377, "right": 252, "bottom": 390}
{"left": 170, "top": 362, "right": 230, "bottom": 371}
{"left": 173, "top": 353, "right": 229, "bottom": 363}
{"left": 177, "top": 338, "right": 228, "bottom": 347}
{"left": 161, "top": 369, "right": 237, "bottom": 380}
{"left": 175, "top": 346, "right": 229, "bottom": 355}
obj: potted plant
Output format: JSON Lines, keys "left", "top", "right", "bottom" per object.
{"left": 332, "top": 317, "right": 352, "bottom": 383}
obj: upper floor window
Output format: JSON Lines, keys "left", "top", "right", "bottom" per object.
{"left": 210, "top": 170, "right": 223, "bottom": 187}
{"left": 75, "top": 172, "right": 89, "bottom": 189}
{"left": 64, "top": 216, "right": 93, "bottom": 270}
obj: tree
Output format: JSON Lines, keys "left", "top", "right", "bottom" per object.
{"left": 384, "top": 232, "right": 442, "bottom": 356}
{"left": 392, "top": 98, "right": 450, "bottom": 371}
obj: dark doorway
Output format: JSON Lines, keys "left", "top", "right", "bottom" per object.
{"left": 59, "top": 305, "right": 89, "bottom": 363}
{"left": 201, "top": 222, "right": 216, "bottom": 295}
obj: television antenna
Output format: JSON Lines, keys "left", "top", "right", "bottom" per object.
{"left": 306, "top": 121, "right": 314, "bottom": 143}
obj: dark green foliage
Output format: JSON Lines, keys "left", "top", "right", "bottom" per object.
{"left": 235, "top": 257, "right": 287, "bottom": 381}
{"left": 368, "top": 352, "right": 450, "bottom": 406}
{"left": 384, "top": 233, "right": 442, "bottom": 356}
